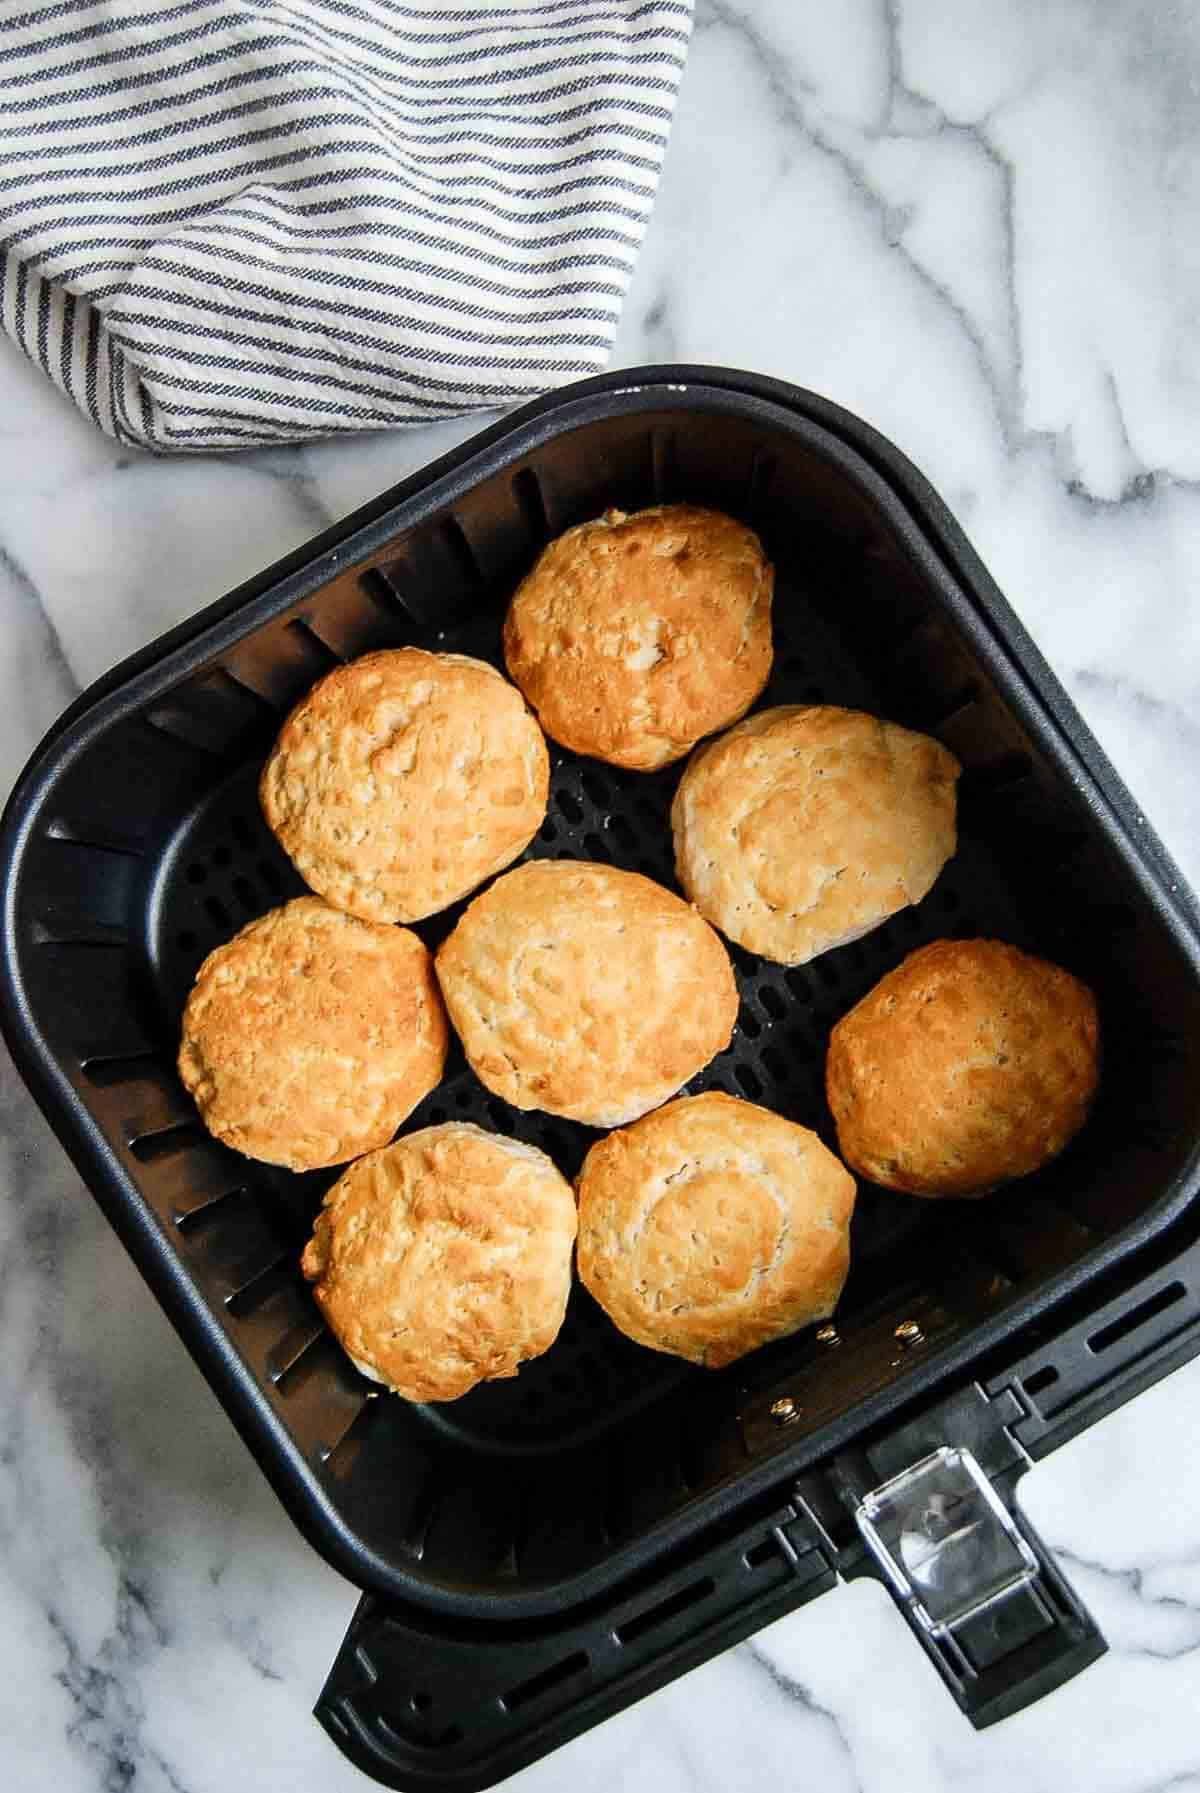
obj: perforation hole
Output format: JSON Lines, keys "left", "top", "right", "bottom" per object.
{"left": 735, "top": 1063, "right": 763, "bottom": 1101}
{"left": 81, "top": 1052, "right": 168, "bottom": 1089}
{"left": 171, "top": 1185, "right": 243, "bottom": 1231}
{"left": 442, "top": 516, "right": 480, "bottom": 584}
{"left": 556, "top": 789, "right": 583, "bottom": 825}
{"left": 583, "top": 832, "right": 613, "bottom": 863}
{"left": 359, "top": 565, "right": 406, "bottom": 616}
{"left": 128, "top": 1121, "right": 208, "bottom": 1163}
{"left": 203, "top": 896, "right": 232, "bottom": 932}
{"left": 512, "top": 467, "right": 549, "bottom": 541}
{"left": 962, "top": 750, "right": 1034, "bottom": 791}
{"left": 923, "top": 680, "right": 982, "bottom": 728}
{"left": 287, "top": 615, "right": 344, "bottom": 668}
{"left": 759, "top": 984, "right": 786, "bottom": 1021}
{"left": 186, "top": 863, "right": 207, "bottom": 885}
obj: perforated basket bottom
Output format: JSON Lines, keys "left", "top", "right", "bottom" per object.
{"left": 142, "top": 574, "right": 1030, "bottom": 1452}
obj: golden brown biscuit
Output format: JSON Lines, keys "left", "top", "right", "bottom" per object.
{"left": 435, "top": 860, "right": 738, "bottom": 1126}
{"left": 826, "top": 938, "right": 1100, "bottom": 1198}
{"left": 672, "top": 704, "right": 960, "bottom": 965}
{"left": 260, "top": 648, "right": 549, "bottom": 923}
{"left": 300, "top": 1123, "right": 577, "bottom": 1401}
{"left": 503, "top": 504, "right": 774, "bottom": 770}
{"left": 576, "top": 1093, "right": 856, "bottom": 1368}
{"left": 178, "top": 896, "right": 447, "bottom": 1171}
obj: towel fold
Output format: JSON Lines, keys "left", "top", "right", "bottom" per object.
{"left": 0, "top": 0, "right": 692, "bottom": 451}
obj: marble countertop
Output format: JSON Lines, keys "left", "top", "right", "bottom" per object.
{"left": 4, "top": 4, "right": 1200, "bottom": 1789}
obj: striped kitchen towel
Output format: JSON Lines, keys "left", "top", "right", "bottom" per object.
{"left": 0, "top": 0, "right": 692, "bottom": 451}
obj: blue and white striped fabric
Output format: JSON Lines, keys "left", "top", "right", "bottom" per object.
{"left": 0, "top": 0, "right": 692, "bottom": 450}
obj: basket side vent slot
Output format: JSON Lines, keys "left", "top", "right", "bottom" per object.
{"left": 500, "top": 1651, "right": 589, "bottom": 1714}
{"left": 512, "top": 467, "right": 549, "bottom": 543}
{"left": 1088, "top": 1281, "right": 1186, "bottom": 1355}
{"left": 615, "top": 1575, "right": 715, "bottom": 1647}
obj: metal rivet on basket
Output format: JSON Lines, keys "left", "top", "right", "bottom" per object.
{"left": 769, "top": 1395, "right": 801, "bottom": 1426}
{"left": 894, "top": 1319, "right": 925, "bottom": 1348}
{"left": 815, "top": 1323, "right": 841, "bottom": 1347}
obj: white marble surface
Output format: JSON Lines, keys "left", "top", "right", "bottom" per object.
{"left": 3, "top": 3, "right": 1200, "bottom": 1788}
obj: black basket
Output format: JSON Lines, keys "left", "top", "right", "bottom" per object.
{"left": 5, "top": 367, "right": 1200, "bottom": 1788}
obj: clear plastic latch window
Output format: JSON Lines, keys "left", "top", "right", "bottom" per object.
{"left": 855, "top": 1446, "right": 1039, "bottom": 1637}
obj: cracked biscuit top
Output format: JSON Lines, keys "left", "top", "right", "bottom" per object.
{"left": 672, "top": 704, "right": 960, "bottom": 966}
{"left": 826, "top": 939, "right": 1100, "bottom": 1198}
{"left": 502, "top": 504, "right": 774, "bottom": 771}
{"left": 260, "top": 648, "right": 549, "bottom": 923}
{"left": 576, "top": 1092, "right": 856, "bottom": 1367}
{"left": 301, "top": 1123, "right": 577, "bottom": 1402}
{"left": 434, "top": 859, "right": 738, "bottom": 1127}
{"left": 178, "top": 896, "right": 448, "bottom": 1171}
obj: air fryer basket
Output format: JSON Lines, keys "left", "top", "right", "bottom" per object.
{"left": 4, "top": 371, "right": 1200, "bottom": 1774}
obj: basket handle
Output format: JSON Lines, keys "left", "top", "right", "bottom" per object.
{"left": 806, "top": 1439, "right": 1105, "bottom": 1727}
{"left": 313, "top": 1497, "right": 837, "bottom": 1793}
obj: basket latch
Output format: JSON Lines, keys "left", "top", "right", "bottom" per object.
{"left": 856, "top": 1444, "right": 1055, "bottom": 1666}
{"left": 782, "top": 1382, "right": 1107, "bottom": 1726}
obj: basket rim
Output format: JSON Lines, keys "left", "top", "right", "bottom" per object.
{"left": 4, "top": 363, "right": 1200, "bottom": 1622}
